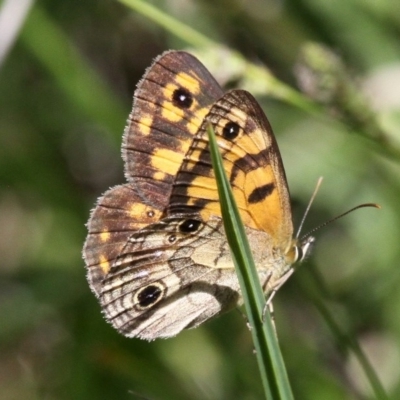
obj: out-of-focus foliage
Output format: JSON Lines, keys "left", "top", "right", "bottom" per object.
{"left": 1, "top": 0, "right": 399, "bottom": 399}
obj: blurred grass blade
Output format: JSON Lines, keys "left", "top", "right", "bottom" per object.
{"left": 119, "top": 0, "right": 215, "bottom": 48}
{"left": 119, "top": 0, "right": 318, "bottom": 115}
{"left": 0, "top": 0, "right": 34, "bottom": 68}
{"left": 207, "top": 124, "right": 294, "bottom": 400}
{"left": 300, "top": 268, "right": 390, "bottom": 400}
{"left": 20, "top": 4, "right": 127, "bottom": 136}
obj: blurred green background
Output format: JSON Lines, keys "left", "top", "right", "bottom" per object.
{"left": 1, "top": 0, "right": 400, "bottom": 399}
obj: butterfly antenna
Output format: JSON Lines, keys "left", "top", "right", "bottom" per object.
{"left": 300, "top": 203, "right": 380, "bottom": 241}
{"left": 295, "top": 177, "right": 324, "bottom": 239}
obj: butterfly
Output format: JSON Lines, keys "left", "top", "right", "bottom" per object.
{"left": 83, "top": 50, "right": 312, "bottom": 340}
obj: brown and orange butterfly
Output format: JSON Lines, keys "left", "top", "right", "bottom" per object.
{"left": 83, "top": 51, "right": 312, "bottom": 340}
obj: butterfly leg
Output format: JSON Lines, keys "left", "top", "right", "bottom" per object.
{"left": 235, "top": 308, "right": 253, "bottom": 331}
{"left": 271, "top": 267, "right": 295, "bottom": 297}
{"left": 261, "top": 268, "right": 295, "bottom": 327}
{"left": 261, "top": 272, "right": 275, "bottom": 328}
{"left": 264, "top": 301, "right": 277, "bottom": 334}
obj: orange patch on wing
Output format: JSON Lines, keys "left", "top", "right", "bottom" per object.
{"left": 100, "top": 231, "right": 110, "bottom": 242}
{"left": 129, "top": 202, "right": 149, "bottom": 218}
{"left": 161, "top": 100, "right": 185, "bottom": 122}
{"left": 187, "top": 106, "right": 210, "bottom": 134}
{"left": 151, "top": 148, "right": 184, "bottom": 176}
{"left": 128, "top": 203, "right": 162, "bottom": 221}
{"left": 153, "top": 171, "right": 166, "bottom": 181}
{"left": 235, "top": 130, "right": 266, "bottom": 154}
{"left": 245, "top": 165, "right": 282, "bottom": 236}
{"left": 137, "top": 115, "right": 153, "bottom": 136}
{"left": 99, "top": 255, "right": 110, "bottom": 275}
{"left": 175, "top": 72, "right": 201, "bottom": 95}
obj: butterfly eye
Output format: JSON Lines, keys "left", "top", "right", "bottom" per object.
{"left": 135, "top": 283, "right": 164, "bottom": 309}
{"left": 222, "top": 121, "right": 240, "bottom": 140}
{"left": 179, "top": 219, "right": 202, "bottom": 233}
{"left": 172, "top": 87, "right": 193, "bottom": 109}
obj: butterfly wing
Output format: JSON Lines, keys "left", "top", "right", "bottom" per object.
{"left": 99, "top": 215, "right": 288, "bottom": 339}
{"left": 168, "top": 89, "right": 294, "bottom": 252}
{"left": 99, "top": 216, "right": 242, "bottom": 339}
{"left": 123, "top": 51, "right": 224, "bottom": 210}
{"left": 83, "top": 184, "right": 164, "bottom": 296}
{"left": 84, "top": 55, "right": 296, "bottom": 340}
{"left": 84, "top": 51, "right": 223, "bottom": 296}
{"left": 97, "top": 90, "right": 296, "bottom": 339}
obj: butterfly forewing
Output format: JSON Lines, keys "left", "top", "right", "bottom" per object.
{"left": 168, "top": 89, "right": 293, "bottom": 249}
{"left": 123, "top": 51, "right": 224, "bottom": 209}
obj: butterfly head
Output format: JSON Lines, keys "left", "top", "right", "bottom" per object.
{"left": 285, "top": 235, "right": 315, "bottom": 266}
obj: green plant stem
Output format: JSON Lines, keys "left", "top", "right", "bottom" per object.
{"left": 119, "top": 0, "right": 215, "bottom": 48}
{"left": 208, "top": 125, "right": 294, "bottom": 400}
{"left": 119, "top": 0, "right": 319, "bottom": 115}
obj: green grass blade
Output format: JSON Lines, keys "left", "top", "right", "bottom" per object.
{"left": 118, "top": 0, "right": 318, "bottom": 115}
{"left": 207, "top": 125, "right": 294, "bottom": 400}
{"left": 119, "top": 0, "right": 215, "bottom": 48}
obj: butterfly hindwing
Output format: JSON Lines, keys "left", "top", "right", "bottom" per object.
{"left": 83, "top": 184, "right": 164, "bottom": 296}
{"left": 98, "top": 211, "right": 291, "bottom": 339}
{"left": 99, "top": 216, "right": 242, "bottom": 339}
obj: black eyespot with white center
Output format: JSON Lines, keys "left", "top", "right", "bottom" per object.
{"left": 222, "top": 121, "right": 240, "bottom": 140}
{"left": 172, "top": 87, "right": 193, "bottom": 109}
{"left": 136, "top": 284, "right": 163, "bottom": 309}
{"left": 168, "top": 234, "right": 177, "bottom": 243}
{"left": 179, "top": 219, "right": 202, "bottom": 233}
